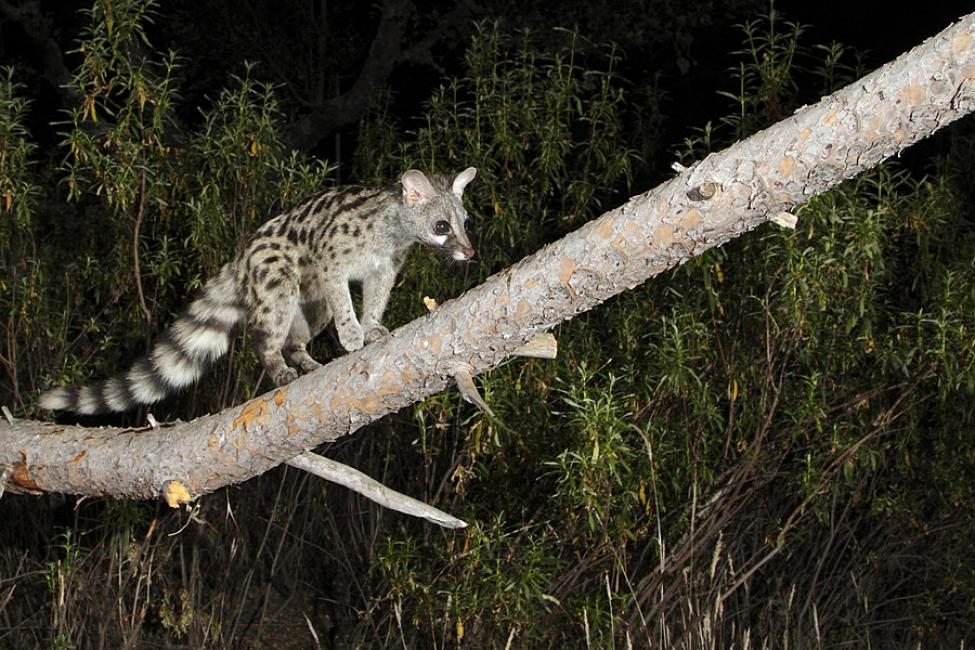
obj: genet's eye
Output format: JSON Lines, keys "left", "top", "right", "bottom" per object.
{"left": 434, "top": 220, "right": 451, "bottom": 235}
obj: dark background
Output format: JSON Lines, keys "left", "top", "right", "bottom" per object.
{"left": 3, "top": 0, "right": 972, "bottom": 169}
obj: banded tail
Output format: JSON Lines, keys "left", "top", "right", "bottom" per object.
{"left": 39, "top": 265, "right": 244, "bottom": 415}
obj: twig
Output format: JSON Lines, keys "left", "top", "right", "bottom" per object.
{"left": 287, "top": 451, "right": 468, "bottom": 529}
{"left": 454, "top": 370, "right": 495, "bottom": 417}
{"left": 769, "top": 210, "right": 798, "bottom": 229}
{"left": 512, "top": 332, "right": 558, "bottom": 359}
{"left": 132, "top": 168, "right": 152, "bottom": 329}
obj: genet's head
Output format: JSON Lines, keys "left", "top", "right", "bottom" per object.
{"left": 400, "top": 167, "right": 477, "bottom": 261}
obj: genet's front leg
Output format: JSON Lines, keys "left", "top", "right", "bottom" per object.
{"left": 360, "top": 266, "right": 397, "bottom": 344}
{"left": 322, "top": 279, "right": 364, "bottom": 352}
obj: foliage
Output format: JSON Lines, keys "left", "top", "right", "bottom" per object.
{"left": 0, "top": 66, "right": 44, "bottom": 407}
{"left": 677, "top": 1, "right": 867, "bottom": 163}
{"left": 357, "top": 22, "right": 636, "bottom": 278}
{"left": 1, "top": 2, "right": 974, "bottom": 649}
{"left": 2, "top": 1, "right": 335, "bottom": 418}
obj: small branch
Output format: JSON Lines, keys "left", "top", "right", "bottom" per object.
{"left": 132, "top": 169, "right": 152, "bottom": 328}
{"left": 285, "top": 0, "right": 413, "bottom": 151}
{"left": 454, "top": 370, "right": 495, "bottom": 417}
{"left": 769, "top": 211, "right": 798, "bottom": 229}
{"left": 287, "top": 451, "right": 468, "bottom": 529}
{"left": 0, "top": 466, "right": 10, "bottom": 500}
{"left": 512, "top": 332, "right": 558, "bottom": 359}
{"left": 398, "top": 0, "right": 478, "bottom": 72}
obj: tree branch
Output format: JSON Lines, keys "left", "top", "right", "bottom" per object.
{"left": 284, "top": 0, "right": 477, "bottom": 151}
{"left": 287, "top": 452, "right": 468, "bottom": 528}
{"left": 3, "top": 14, "right": 975, "bottom": 505}
{"left": 0, "top": 0, "right": 81, "bottom": 106}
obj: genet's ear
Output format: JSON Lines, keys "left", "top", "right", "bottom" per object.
{"left": 402, "top": 170, "right": 437, "bottom": 206}
{"left": 452, "top": 167, "right": 477, "bottom": 196}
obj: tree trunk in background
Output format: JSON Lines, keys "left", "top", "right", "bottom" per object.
{"left": 3, "top": 14, "right": 975, "bottom": 501}
{"left": 284, "top": 0, "right": 477, "bottom": 151}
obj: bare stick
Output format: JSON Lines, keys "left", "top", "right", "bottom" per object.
{"left": 132, "top": 169, "right": 152, "bottom": 329}
{"left": 454, "top": 370, "right": 495, "bottom": 417}
{"left": 512, "top": 332, "right": 558, "bottom": 359}
{"left": 286, "top": 451, "right": 468, "bottom": 529}
{"left": 0, "top": 467, "right": 10, "bottom": 500}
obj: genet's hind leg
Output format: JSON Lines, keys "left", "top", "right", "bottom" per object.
{"left": 284, "top": 300, "right": 332, "bottom": 374}
{"left": 252, "top": 279, "right": 301, "bottom": 386}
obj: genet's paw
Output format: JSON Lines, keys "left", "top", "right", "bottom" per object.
{"left": 338, "top": 325, "right": 364, "bottom": 353}
{"left": 272, "top": 367, "right": 300, "bottom": 386}
{"left": 298, "top": 358, "right": 322, "bottom": 374}
{"left": 364, "top": 325, "right": 390, "bottom": 344}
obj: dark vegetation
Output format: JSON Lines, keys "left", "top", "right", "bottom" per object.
{"left": 1, "top": 0, "right": 974, "bottom": 647}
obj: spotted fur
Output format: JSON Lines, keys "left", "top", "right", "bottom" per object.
{"left": 40, "top": 167, "right": 478, "bottom": 415}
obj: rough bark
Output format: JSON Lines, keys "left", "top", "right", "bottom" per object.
{"left": 3, "top": 13, "right": 975, "bottom": 501}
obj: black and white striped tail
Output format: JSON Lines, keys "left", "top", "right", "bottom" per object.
{"left": 39, "top": 266, "right": 243, "bottom": 415}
